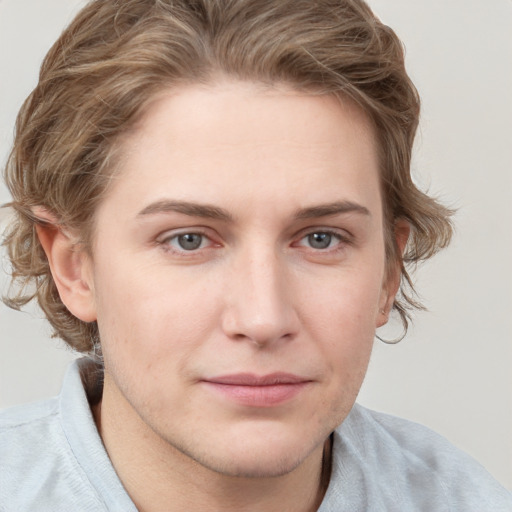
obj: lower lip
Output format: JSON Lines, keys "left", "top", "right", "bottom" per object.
{"left": 203, "top": 382, "right": 309, "bottom": 407}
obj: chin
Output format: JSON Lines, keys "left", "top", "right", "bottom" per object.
{"left": 171, "top": 422, "right": 324, "bottom": 479}
{"left": 194, "top": 448, "right": 308, "bottom": 479}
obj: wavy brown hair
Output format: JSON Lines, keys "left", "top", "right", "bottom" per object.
{"left": 2, "top": 0, "right": 453, "bottom": 353}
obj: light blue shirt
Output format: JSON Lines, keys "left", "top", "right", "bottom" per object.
{"left": 1, "top": 358, "right": 511, "bottom": 511}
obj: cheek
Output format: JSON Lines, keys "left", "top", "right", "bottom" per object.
{"left": 92, "top": 258, "right": 225, "bottom": 370}
{"left": 301, "top": 265, "right": 384, "bottom": 330}
{"left": 299, "top": 266, "right": 383, "bottom": 379}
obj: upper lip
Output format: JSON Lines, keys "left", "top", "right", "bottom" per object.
{"left": 203, "top": 373, "right": 310, "bottom": 386}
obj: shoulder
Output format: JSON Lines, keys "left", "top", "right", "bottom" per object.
{"left": 323, "top": 404, "right": 512, "bottom": 511}
{"left": 0, "top": 397, "right": 62, "bottom": 467}
{"left": 0, "top": 396, "right": 59, "bottom": 428}
{"left": 347, "top": 404, "right": 502, "bottom": 481}
{"left": 0, "top": 391, "right": 107, "bottom": 511}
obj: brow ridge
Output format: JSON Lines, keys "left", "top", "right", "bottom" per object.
{"left": 137, "top": 199, "right": 370, "bottom": 222}
{"left": 294, "top": 201, "right": 370, "bottom": 220}
{"left": 137, "top": 200, "right": 233, "bottom": 221}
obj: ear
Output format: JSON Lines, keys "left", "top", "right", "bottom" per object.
{"left": 376, "top": 219, "right": 410, "bottom": 327}
{"left": 34, "top": 207, "right": 97, "bottom": 323}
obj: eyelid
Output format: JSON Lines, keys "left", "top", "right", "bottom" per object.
{"left": 156, "top": 227, "right": 210, "bottom": 243}
{"left": 156, "top": 227, "right": 221, "bottom": 253}
{"left": 295, "top": 226, "right": 352, "bottom": 242}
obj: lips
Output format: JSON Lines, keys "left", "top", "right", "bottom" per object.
{"left": 201, "top": 373, "right": 311, "bottom": 407}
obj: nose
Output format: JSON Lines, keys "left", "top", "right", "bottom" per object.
{"left": 220, "top": 245, "right": 299, "bottom": 347}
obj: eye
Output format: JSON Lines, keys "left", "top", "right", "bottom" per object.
{"left": 176, "top": 233, "right": 204, "bottom": 250}
{"left": 307, "top": 232, "right": 335, "bottom": 249}
{"left": 163, "top": 232, "right": 210, "bottom": 252}
{"left": 296, "top": 230, "right": 345, "bottom": 250}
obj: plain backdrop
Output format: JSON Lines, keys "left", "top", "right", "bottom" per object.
{"left": 0, "top": 0, "right": 511, "bottom": 489}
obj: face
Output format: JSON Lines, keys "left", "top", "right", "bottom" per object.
{"left": 80, "top": 81, "right": 396, "bottom": 478}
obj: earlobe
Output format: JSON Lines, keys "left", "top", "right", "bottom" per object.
{"left": 34, "top": 208, "right": 97, "bottom": 323}
{"left": 376, "top": 219, "right": 410, "bottom": 328}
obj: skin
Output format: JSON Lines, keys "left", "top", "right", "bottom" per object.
{"left": 38, "top": 81, "right": 407, "bottom": 512}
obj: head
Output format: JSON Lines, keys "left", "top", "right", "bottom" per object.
{"left": 2, "top": 0, "right": 452, "bottom": 477}
{"left": 3, "top": 0, "right": 452, "bottom": 353}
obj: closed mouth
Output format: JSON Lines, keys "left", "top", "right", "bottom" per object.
{"left": 201, "top": 373, "right": 312, "bottom": 406}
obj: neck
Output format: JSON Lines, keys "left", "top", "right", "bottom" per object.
{"left": 93, "top": 376, "right": 331, "bottom": 512}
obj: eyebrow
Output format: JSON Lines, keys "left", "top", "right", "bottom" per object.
{"left": 294, "top": 201, "right": 370, "bottom": 220}
{"left": 137, "top": 200, "right": 233, "bottom": 221}
{"left": 137, "top": 199, "right": 370, "bottom": 222}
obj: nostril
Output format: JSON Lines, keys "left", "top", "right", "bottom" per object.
{"left": 221, "top": 306, "right": 299, "bottom": 347}
{"left": 220, "top": 258, "right": 299, "bottom": 345}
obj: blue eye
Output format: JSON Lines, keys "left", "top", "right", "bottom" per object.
{"left": 298, "top": 231, "right": 344, "bottom": 250}
{"left": 164, "top": 233, "right": 207, "bottom": 251}
{"left": 307, "top": 232, "right": 334, "bottom": 249}
{"left": 177, "top": 233, "right": 203, "bottom": 250}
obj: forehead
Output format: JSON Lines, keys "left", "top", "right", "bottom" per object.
{"left": 126, "top": 81, "right": 376, "bottom": 160}
{"left": 99, "top": 81, "right": 380, "bottom": 223}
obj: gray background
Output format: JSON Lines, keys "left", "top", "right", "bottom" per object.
{"left": 1, "top": 0, "right": 511, "bottom": 488}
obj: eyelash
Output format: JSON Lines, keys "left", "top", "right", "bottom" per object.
{"left": 156, "top": 228, "right": 352, "bottom": 255}
{"left": 157, "top": 229, "right": 216, "bottom": 254}
{"left": 294, "top": 229, "right": 351, "bottom": 252}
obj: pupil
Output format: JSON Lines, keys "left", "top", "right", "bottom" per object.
{"left": 178, "top": 234, "right": 202, "bottom": 250}
{"left": 308, "top": 233, "right": 331, "bottom": 249}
